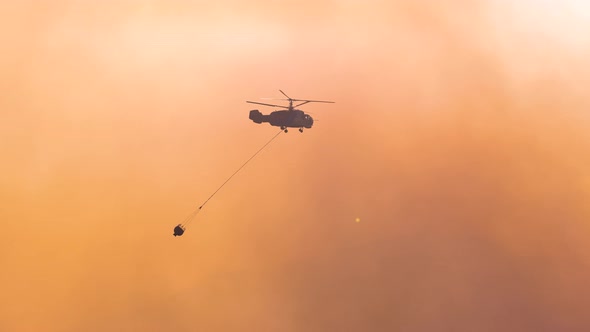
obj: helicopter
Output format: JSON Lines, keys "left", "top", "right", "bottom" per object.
{"left": 247, "top": 90, "right": 334, "bottom": 133}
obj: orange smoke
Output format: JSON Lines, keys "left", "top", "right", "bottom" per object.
{"left": 1, "top": 1, "right": 589, "bottom": 331}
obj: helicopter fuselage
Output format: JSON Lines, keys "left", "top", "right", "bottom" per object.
{"left": 247, "top": 90, "right": 332, "bottom": 132}
{"left": 249, "top": 109, "right": 313, "bottom": 129}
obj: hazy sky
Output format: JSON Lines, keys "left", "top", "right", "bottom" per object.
{"left": 2, "top": 1, "right": 590, "bottom": 331}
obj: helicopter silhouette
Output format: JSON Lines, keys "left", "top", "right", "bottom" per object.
{"left": 247, "top": 90, "right": 334, "bottom": 133}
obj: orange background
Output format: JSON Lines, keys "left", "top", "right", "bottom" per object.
{"left": 1, "top": 1, "right": 590, "bottom": 331}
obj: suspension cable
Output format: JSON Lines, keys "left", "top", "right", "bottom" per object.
{"left": 180, "top": 129, "right": 283, "bottom": 229}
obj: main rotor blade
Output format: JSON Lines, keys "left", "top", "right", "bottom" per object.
{"left": 294, "top": 100, "right": 336, "bottom": 108}
{"left": 293, "top": 101, "right": 311, "bottom": 108}
{"left": 291, "top": 99, "right": 335, "bottom": 103}
{"left": 246, "top": 101, "right": 289, "bottom": 109}
{"left": 279, "top": 90, "right": 292, "bottom": 100}
{"left": 262, "top": 98, "right": 335, "bottom": 104}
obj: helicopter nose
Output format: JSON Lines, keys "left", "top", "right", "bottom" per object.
{"left": 308, "top": 116, "right": 314, "bottom": 128}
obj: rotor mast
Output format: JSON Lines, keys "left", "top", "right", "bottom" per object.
{"left": 279, "top": 90, "right": 294, "bottom": 111}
